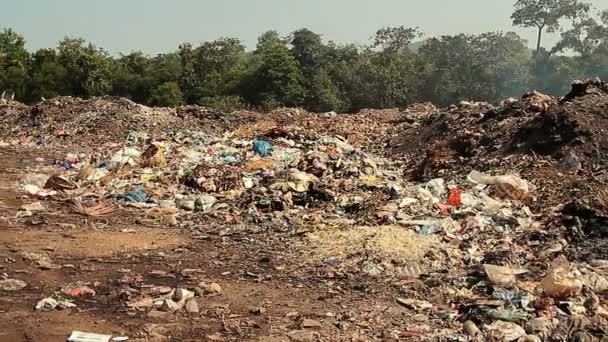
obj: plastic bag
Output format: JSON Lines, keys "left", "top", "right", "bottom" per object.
{"left": 484, "top": 264, "right": 528, "bottom": 286}
{"left": 540, "top": 256, "right": 583, "bottom": 298}
{"left": 118, "top": 185, "right": 149, "bottom": 202}
{"left": 467, "top": 170, "right": 531, "bottom": 198}
{"left": 252, "top": 140, "right": 272, "bottom": 157}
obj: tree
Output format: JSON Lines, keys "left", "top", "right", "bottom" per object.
{"left": 419, "top": 32, "right": 531, "bottom": 105}
{"left": 148, "top": 81, "right": 183, "bottom": 107}
{"left": 112, "top": 52, "right": 181, "bottom": 105}
{"left": 111, "top": 51, "right": 151, "bottom": 103}
{"left": 511, "top": 0, "right": 584, "bottom": 52}
{"left": 290, "top": 29, "right": 325, "bottom": 70}
{"left": 177, "top": 43, "right": 198, "bottom": 104}
{"left": 242, "top": 31, "right": 305, "bottom": 109}
{"left": 288, "top": 29, "right": 346, "bottom": 111}
{"left": 553, "top": 5, "right": 608, "bottom": 57}
{"left": 26, "top": 48, "right": 67, "bottom": 102}
{"left": 193, "top": 38, "right": 247, "bottom": 103}
{"left": 178, "top": 38, "right": 246, "bottom": 106}
{"left": 57, "top": 37, "right": 113, "bottom": 97}
{"left": 372, "top": 26, "right": 422, "bottom": 53}
{"left": 0, "top": 29, "right": 29, "bottom": 99}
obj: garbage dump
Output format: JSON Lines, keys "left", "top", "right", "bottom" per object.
{"left": 0, "top": 80, "right": 607, "bottom": 340}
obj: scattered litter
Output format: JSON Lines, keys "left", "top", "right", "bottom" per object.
{"left": 67, "top": 331, "right": 112, "bottom": 342}
{"left": 0, "top": 279, "right": 27, "bottom": 291}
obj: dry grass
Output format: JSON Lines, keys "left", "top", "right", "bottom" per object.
{"left": 304, "top": 225, "right": 443, "bottom": 269}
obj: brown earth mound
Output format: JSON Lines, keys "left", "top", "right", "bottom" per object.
{"left": 391, "top": 79, "right": 608, "bottom": 208}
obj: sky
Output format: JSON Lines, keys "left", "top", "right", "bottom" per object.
{"left": 2, "top": 0, "right": 606, "bottom": 55}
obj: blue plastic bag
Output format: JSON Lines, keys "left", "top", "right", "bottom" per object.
{"left": 118, "top": 185, "right": 149, "bottom": 202}
{"left": 252, "top": 140, "right": 271, "bottom": 157}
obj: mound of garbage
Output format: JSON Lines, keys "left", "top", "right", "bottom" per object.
{"left": 0, "top": 95, "right": 407, "bottom": 154}
{"left": 0, "top": 96, "right": 228, "bottom": 142}
{"left": 391, "top": 79, "right": 608, "bottom": 208}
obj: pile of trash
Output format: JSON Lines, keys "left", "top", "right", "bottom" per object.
{"left": 390, "top": 79, "right": 608, "bottom": 208}
{"left": 0, "top": 95, "right": 409, "bottom": 158}
{"left": 5, "top": 79, "right": 608, "bottom": 340}
{"left": 19, "top": 119, "right": 549, "bottom": 273}
{"left": 0, "top": 96, "right": 228, "bottom": 143}
{"left": 16, "top": 120, "right": 608, "bottom": 338}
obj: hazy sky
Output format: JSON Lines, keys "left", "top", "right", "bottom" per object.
{"left": 2, "top": 0, "right": 606, "bottom": 55}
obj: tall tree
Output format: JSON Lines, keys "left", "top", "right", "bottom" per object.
{"left": 419, "top": 32, "right": 531, "bottom": 105}
{"left": 0, "top": 29, "right": 29, "bottom": 99}
{"left": 289, "top": 29, "right": 346, "bottom": 112}
{"left": 57, "top": 37, "right": 113, "bottom": 97}
{"left": 177, "top": 43, "right": 198, "bottom": 104}
{"left": 149, "top": 81, "right": 183, "bottom": 107}
{"left": 372, "top": 26, "right": 422, "bottom": 53}
{"left": 553, "top": 5, "right": 607, "bottom": 57}
{"left": 511, "top": 0, "right": 583, "bottom": 52}
{"left": 26, "top": 48, "right": 67, "bottom": 102}
{"left": 242, "top": 31, "right": 305, "bottom": 109}
{"left": 193, "top": 38, "right": 247, "bottom": 104}
{"left": 111, "top": 51, "right": 151, "bottom": 102}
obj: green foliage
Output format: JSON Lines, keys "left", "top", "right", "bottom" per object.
{"left": 57, "top": 37, "right": 113, "bottom": 97}
{"left": 373, "top": 26, "right": 422, "bottom": 53}
{"left": 419, "top": 32, "right": 531, "bottom": 106}
{"left": 242, "top": 31, "right": 305, "bottom": 109}
{"left": 199, "top": 95, "right": 245, "bottom": 112}
{"left": 112, "top": 52, "right": 181, "bottom": 104}
{"left": 177, "top": 38, "right": 246, "bottom": 105}
{"left": 148, "top": 81, "right": 184, "bottom": 107}
{"left": 0, "top": 29, "right": 29, "bottom": 98}
{"left": 0, "top": 2, "right": 607, "bottom": 110}
{"left": 511, "top": 0, "right": 589, "bottom": 51}
{"left": 26, "top": 49, "right": 67, "bottom": 102}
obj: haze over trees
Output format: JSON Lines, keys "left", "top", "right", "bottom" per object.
{"left": 0, "top": 1, "right": 607, "bottom": 111}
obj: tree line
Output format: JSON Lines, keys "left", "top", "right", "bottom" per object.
{"left": 1, "top": 0, "right": 607, "bottom": 111}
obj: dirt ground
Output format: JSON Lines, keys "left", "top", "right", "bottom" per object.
{"left": 0, "top": 148, "right": 435, "bottom": 342}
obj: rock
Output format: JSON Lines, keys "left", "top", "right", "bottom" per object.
{"left": 179, "top": 200, "right": 195, "bottom": 211}
{"left": 198, "top": 282, "right": 223, "bottom": 295}
{"left": 301, "top": 319, "right": 322, "bottom": 328}
{"left": 0, "top": 279, "right": 27, "bottom": 291}
{"left": 21, "top": 251, "right": 58, "bottom": 269}
{"left": 249, "top": 306, "right": 267, "bottom": 315}
{"left": 287, "top": 330, "right": 318, "bottom": 342}
{"left": 20, "top": 202, "right": 46, "bottom": 212}
{"left": 147, "top": 309, "right": 171, "bottom": 319}
{"left": 486, "top": 321, "right": 525, "bottom": 341}
{"left": 463, "top": 320, "right": 481, "bottom": 337}
{"left": 161, "top": 214, "right": 178, "bottom": 226}
{"left": 162, "top": 299, "right": 183, "bottom": 312}
{"left": 396, "top": 298, "right": 433, "bottom": 310}
{"left": 172, "top": 288, "right": 195, "bottom": 302}
{"left": 127, "top": 297, "right": 154, "bottom": 308}
{"left": 185, "top": 298, "right": 199, "bottom": 313}
{"left": 523, "top": 335, "right": 542, "bottom": 342}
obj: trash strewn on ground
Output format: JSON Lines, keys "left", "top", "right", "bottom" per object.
{"left": 0, "top": 79, "right": 607, "bottom": 340}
